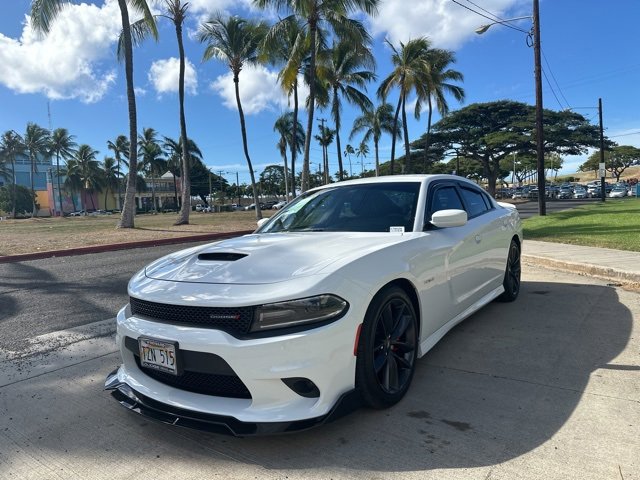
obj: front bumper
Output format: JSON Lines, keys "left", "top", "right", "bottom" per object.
{"left": 105, "top": 369, "right": 361, "bottom": 436}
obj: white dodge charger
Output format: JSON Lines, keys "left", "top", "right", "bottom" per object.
{"left": 105, "top": 175, "right": 523, "bottom": 435}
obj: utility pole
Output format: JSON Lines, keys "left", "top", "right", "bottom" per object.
{"left": 208, "top": 170, "right": 212, "bottom": 205}
{"left": 599, "top": 98, "right": 606, "bottom": 202}
{"left": 236, "top": 171, "right": 240, "bottom": 206}
{"left": 533, "top": 0, "right": 546, "bottom": 215}
{"left": 218, "top": 170, "right": 224, "bottom": 207}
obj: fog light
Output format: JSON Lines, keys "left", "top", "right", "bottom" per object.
{"left": 282, "top": 377, "right": 320, "bottom": 398}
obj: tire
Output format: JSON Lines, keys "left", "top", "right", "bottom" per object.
{"left": 497, "top": 239, "right": 521, "bottom": 302}
{"left": 356, "top": 286, "right": 418, "bottom": 409}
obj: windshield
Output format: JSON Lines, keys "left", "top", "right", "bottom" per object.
{"left": 259, "top": 182, "right": 421, "bottom": 233}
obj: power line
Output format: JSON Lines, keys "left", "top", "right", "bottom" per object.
{"left": 450, "top": 0, "right": 529, "bottom": 34}
{"left": 541, "top": 49, "right": 571, "bottom": 108}
{"left": 541, "top": 68, "right": 566, "bottom": 110}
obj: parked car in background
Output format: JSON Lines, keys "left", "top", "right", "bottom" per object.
{"left": 272, "top": 200, "right": 288, "bottom": 210}
{"left": 573, "top": 187, "right": 587, "bottom": 199}
{"left": 195, "top": 204, "right": 204, "bottom": 212}
{"left": 609, "top": 186, "right": 627, "bottom": 198}
{"left": 105, "top": 174, "right": 523, "bottom": 436}
{"left": 67, "top": 210, "right": 87, "bottom": 217}
{"left": 558, "top": 186, "right": 573, "bottom": 199}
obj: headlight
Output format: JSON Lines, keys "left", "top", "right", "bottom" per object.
{"left": 251, "top": 295, "right": 348, "bottom": 332}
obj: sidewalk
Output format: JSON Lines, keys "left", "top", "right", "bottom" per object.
{"left": 523, "top": 240, "right": 640, "bottom": 286}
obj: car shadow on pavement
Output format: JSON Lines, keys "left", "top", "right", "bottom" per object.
{"left": 0, "top": 280, "right": 633, "bottom": 477}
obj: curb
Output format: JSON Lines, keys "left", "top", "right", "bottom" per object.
{"left": 522, "top": 254, "right": 640, "bottom": 287}
{"left": 0, "top": 230, "right": 254, "bottom": 264}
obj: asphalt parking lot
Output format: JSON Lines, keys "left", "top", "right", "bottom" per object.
{"left": 0, "top": 264, "right": 637, "bottom": 480}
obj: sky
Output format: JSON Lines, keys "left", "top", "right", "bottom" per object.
{"left": 1, "top": 0, "right": 639, "bottom": 186}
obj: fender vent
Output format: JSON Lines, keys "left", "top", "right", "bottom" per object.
{"left": 197, "top": 252, "right": 247, "bottom": 261}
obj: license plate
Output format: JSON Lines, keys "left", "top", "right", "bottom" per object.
{"left": 138, "top": 337, "right": 179, "bottom": 375}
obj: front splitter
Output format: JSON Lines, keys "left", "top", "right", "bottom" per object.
{"left": 104, "top": 369, "right": 361, "bottom": 436}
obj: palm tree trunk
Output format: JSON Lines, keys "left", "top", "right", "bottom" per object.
{"left": 424, "top": 96, "right": 434, "bottom": 167}
{"left": 389, "top": 94, "right": 402, "bottom": 175}
{"left": 290, "top": 84, "right": 299, "bottom": 198}
{"left": 69, "top": 187, "right": 77, "bottom": 212}
{"left": 323, "top": 142, "right": 329, "bottom": 184}
{"left": 234, "top": 73, "right": 262, "bottom": 221}
{"left": 10, "top": 156, "right": 16, "bottom": 219}
{"left": 283, "top": 149, "right": 290, "bottom": 201}
{"left": 150, "top": 168, "right": 156, "bottom": 212}
{"left": 301, "top": 20, "right": 317, "bottom": 193}
{"left": 334, "top": 88, "right": 344, "bottom": 181}
{"left": 117, "top": 0, "right": 138, "bottom": 229}
{"left": 172, "top": 171, "right": 179, "bottom": 209}
{"left": 116, "top": 155, "right": 122, "bottom": 210}
{"left": 401, "top": 93, "right": 410, "bottom": 173}
{"left": 175, "top": 20, "right": 191, "bottom": 225}
{"left": 56, "top": 152, "right": 64, "bottom": 216}
{"left": 30, "top": 154, "right": 36, "bottom": 217}
{"left": 374, "top": 140, "right": 380, "bottom": 177}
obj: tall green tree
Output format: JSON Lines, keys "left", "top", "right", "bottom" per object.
{"left": 102, "top": 156, "right": 121, "bottom": 210}
{"left": 32, "top": 0, "right": 159, "bottom": 227}
{"left": 49, "top": 128, "right": 77, "bottom": 216}
{"left": 580, "top": 145, "right": 640, "bottom": 182}
{"left": 261, "top": 17, "right": 307, "bottom": 197}
{"left": 424, "top": 101, "right": 601, "bottom": 195}
{"left": 317, "top": 39, "right": 375, "bottom": 181}
{"left": 74, "top": 144, "right": 102, "bottom": 210}
{"left": 274, "top": 112, "right": 305, "bottom": 199}
{"left": 60, "top": 158, "right": 81, "bottom": 212}
{"left": 0, "top": 131, "right": 26, "bottom": 219}
{"left": 314, "top": 124, "right": 335, "bottom": 184}
{"left": 23, "top": 123, "right": 51, "bottom": 217}
{"left": 107, "top": 134, "right": 130, "bottom": 210}
{"left": 199, "top": 14, "right": 267, "bottom": 220}
{"left": 343, "top": 143, "right": 355, "bottom": 177}
{"left": 377, "top": 37, "right": 431, "bottom": 174}
{"left": 253, "top": 0, "right": 379, "bottom": 192}
{"left": 355, "top": 140, "right": 369, "bottom": 176}
{"left": 138, "top": 128, "right": 166, "bottom": 212}
{"left": 350, "top": 103, "right": 400, "bottom": 177}
{"left": 163, "top": 136, "right": 203, "bottom": 209}
{"left": 415, "top": 48, "right": 464, "bottom": 162}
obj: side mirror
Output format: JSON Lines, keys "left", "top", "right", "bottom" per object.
{"left": 256, "top": 218, "right": 269, "bottom": 228}
{"left": 430, "top": 209, "right": 467, "bottom": 228}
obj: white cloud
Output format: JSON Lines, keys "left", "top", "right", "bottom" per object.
{"left": 148, "top": 57, "right": 198, "bottom": 96}
{"left": 0, "top": 0, "right": 125, "bottom": 103}
{"left": 369, "top": 0, "right": 524, "bottom": 49}
{"left": 210, "top": 65, "right": 309, "bottom": 115}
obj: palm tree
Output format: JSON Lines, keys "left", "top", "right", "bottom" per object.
{"left": 199, "top": 14, "right": 268, "bottom": 220}
{"left": 60, "top": 159, "right": 81, "bottom": 212}
{"left": 107, "top": 134, "right": 130, "bottom": 210}
{"left": 416, "top": 48, "right": 465, "bottom": 161}
{"left": 314, "top": 124, "right": 335, "bottom": 184}
{"left": 102, "top": 156, "right": 121, "bottom": 210}
{"left": 23, "top": 123, "right": 51, "bottom": 217}
{"left": 350, "top": 103, "right": 400, "bottom": 176}
{"left": 49, "top": 128, "right": 77, "bottom": 216}
{"left": 253, "top": 0, "right": 379, "bottom": 192}
{"left": 355, "top": 140, "right": 369, "bottom": 175}
{"left": 273, "top": 112, "right": 305, "bottom": 199}
{"left": 343, "top": 144, "right": 355, "bottom": 177}
{"left": 261, "top": 17, "right": 308, "bottom": 197}
{"left": 317, "top": 39, "right": 375, "bottom": 181}
{"left": 0, "top": 131, "right": 26, "bottom": 219}
{"left": 138, "top": 128, "right": 166, "bottom": 212}
{"left": 377, "top": 37, "right": 431, "bottom": 174}
{"left": 74, "top": 144, "right": 102, "bottom": 210}
{"left": 163, "top": 136, "right": 204, "bottom": 210}
{"left": 32, "top": 0, "right": 158, "bottom": 227}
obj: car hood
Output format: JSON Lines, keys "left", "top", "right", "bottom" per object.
{"left": 144, "top": 232, "right": 413, "bottom": 285}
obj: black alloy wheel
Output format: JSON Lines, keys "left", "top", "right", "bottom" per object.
{"left": 356, "top": 286, "right": 418, "bottom": 409}
{"left": 498, "top": 240, "right": 521, "bottom": 302}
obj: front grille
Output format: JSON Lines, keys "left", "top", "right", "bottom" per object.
{"left": 130, "top": 297, "right": 254, "bottom": 336}
{"left": 135, "top": 356, "right": 252, "bottom": 399}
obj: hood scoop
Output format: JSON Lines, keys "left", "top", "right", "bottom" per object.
{"left": 197, "top": 252, "right": 247, "bottom": 262}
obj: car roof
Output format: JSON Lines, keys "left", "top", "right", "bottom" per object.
{"left": 307, "top": 174, "right": 478, "bottom": 193}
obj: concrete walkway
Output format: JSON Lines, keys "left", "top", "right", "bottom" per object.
{"left": 523, "top": 240, "right": 640, "bottom": 286}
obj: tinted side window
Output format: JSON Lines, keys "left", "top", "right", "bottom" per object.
{"left": 431, "top": 186, "right": 464, "bottom": 212}
{"left": 460, "top": 187, "right": 489, "bottom": 218}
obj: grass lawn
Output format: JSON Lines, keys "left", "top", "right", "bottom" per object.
{"left": 0, "top": 211, "right": 270, "bottom": 256}
{"left": 523, "top": 197, "right": 640, "bottom": 252}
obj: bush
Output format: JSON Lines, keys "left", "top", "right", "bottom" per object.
{"left": 0, "top": 185, "right": 36, "bottom": 217}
